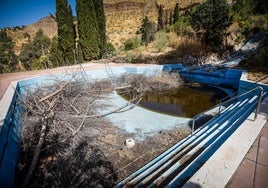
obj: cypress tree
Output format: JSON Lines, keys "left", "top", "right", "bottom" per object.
{"left": 173, "top": 3, "right": 179, "bottom": 24}
{"left": 56, "top": 0, "right": 75, "bottom": 65}
{"left": 77, "top": 0, "right": 100, "bottom": 61}
{"left": 93, "top": 0, "right": 107, "bottom": 57}
{"left": 141, "top": 16, "right": 155, "bottom": 46}
{"left": 157, "top": 4, "right": 164, "bottom": 30}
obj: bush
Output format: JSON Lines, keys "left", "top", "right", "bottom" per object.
{"left": 105, "top": 42, "right": 117, "bottom": 57}
{"left": 167, "top": 32, "right": 181, "bottom": 48}
{"left": 113, "top": 53, "right": 156, "bottom": 64}
{"left": 124, "top": 37, "right": 140, "bottom": 51}
{"left": 153, "top": 31, "right": 169, "bottom": 52}
{"left": 173, "top": 16, "right": 194, "bottom": 37}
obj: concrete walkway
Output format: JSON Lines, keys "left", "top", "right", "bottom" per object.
{"left": 227, "top": 97, "right": 268, "bottom": 188}
{"left": 227, "top": 121, "right": 268, "bottom": 188}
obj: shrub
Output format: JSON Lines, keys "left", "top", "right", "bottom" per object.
{"left": 153, "top": 31, "right": 169, "bottom": 52}
{"left": 124, "top": 37, "right": 140, "bottom": 51}
{"left": 105, "top": 42, "right": 117, "bottom": 57}
{"left": 173, "top": 16, "right": 194, "bottom": 37}
{"left": 167, "top": 32, "right": 181, "bottom": 48}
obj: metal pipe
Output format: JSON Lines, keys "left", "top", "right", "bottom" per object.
{"left": 191, "top": 86, "right": 264, "bottom": 135}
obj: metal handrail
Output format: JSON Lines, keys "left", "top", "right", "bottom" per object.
{"left": 218, "top": 77, "right": 268, "bottom": 114}
{"left": 191, "top": 86, "right": 264, "bottom": 135}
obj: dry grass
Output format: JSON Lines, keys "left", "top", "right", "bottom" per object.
{"left": 248, "top": 71, "right": 268, "bottom": 84}
{"left": 168, "top": 32, "right": 207, "bottom": 55}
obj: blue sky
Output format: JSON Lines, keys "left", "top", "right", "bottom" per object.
{"left": 0, "top": 0, "right": 76, "bottom": 28}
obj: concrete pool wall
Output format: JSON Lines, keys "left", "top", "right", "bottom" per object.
{"left": 0, "top": 65, "right": 169, "bottom": 187}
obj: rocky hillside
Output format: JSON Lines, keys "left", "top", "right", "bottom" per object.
{"left": 6, "top": 16, "right": 57, "bottom": 54}
{"left": 105, "top": 0, "right": 205, "bottom": 47}
{"left": 6, "top": 0, "right": 205, "bottom": 53}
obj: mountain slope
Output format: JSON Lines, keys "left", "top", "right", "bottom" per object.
{"left": 5, "top": 0, "right": 205, "bottom": 53}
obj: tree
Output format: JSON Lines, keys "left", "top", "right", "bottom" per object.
{"left": 141, "top": 16, "right": 155, "bottom": 46}
{"left": 77, "top": 0, "right": 100, "bottom": 61}
{"left": 191, "top": 0, "right": 231, "bottom": 51}
{"left": 173, "top": 3, "right": 179, "bottom": 24}
{"left": 56, "top": 0, "right": 76, "bottom": 65}
{"left": 157, "top": 4, "right": 164, "bottom": 30}
{"left": 49, "top": 37, "right": 64, "bottom": 68}
{"left": 174, "top": 16, "right": 194, "bottom": 37}
{"left": 0, "top": 29, "right": 18, "bottom": 73}
{"left": 93, "top": 0, "right": 107, "bottom": 57}
{"left": 19, "top": 29, "right": 51, "bottom": 70}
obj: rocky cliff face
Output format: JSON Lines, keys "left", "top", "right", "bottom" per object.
{"left": 6, "top": 0, "right": 205, "bottom": 52}
{"left": 105, "top": 0, "right": 204, "bottom": 47}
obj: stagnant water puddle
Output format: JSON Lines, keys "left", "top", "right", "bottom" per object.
{"left": 120, "top": 85, "right": 228, "bottom": 118}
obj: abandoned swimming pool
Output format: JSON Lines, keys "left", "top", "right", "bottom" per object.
{"left": 0, "top": 65, "right": 267, "bottom": 187}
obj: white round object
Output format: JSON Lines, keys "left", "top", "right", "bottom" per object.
{"left": 125, "top": 138, "right": 135, "bottom": 148}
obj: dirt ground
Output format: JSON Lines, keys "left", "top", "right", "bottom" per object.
{"left": 87, "top": 121, "right": 190, "bottom": 186}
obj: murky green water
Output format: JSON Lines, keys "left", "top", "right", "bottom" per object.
{"left": 120, "top": 85, "right": 227, "bottom": 118}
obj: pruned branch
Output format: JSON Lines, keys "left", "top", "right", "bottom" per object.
{"left": 39, "top": 83, "right": 68, "bottom": 102}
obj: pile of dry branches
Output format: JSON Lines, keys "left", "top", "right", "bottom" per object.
{"left": 17, "top": 75, "right": 119, "bottom": 187}
{"left": 16, "top": 71, "right": 184, "bottom": 187}
{"left": 116, "top": 72, "right": 183, "bottom": 99}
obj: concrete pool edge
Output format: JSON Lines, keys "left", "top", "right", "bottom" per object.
{"left": 0, "top": 81, "right": 18, "bottom": 130}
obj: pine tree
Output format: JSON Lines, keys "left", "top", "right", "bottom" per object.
{"left": 77, "top": 0, "right": 100, "bottom": 61}
{"left": 157, "top": 5, "right": 164, "bottom": 30}
{"left": 56, "top": 0, "right": 75, "bottom": 65}
{"left": 0, "top": 29, "right": 18, "bottom": 73}
{"left": 19, "top": 29, "right": 51, "bottom": 70}
{"left": 141, "top": 16, "right": 155, "bottom": 46}
{"left": 173, "top": 3, "right": 179, "bottom": 24}
{"left": 93, "top": 0, "right": 107, "bottom": 57}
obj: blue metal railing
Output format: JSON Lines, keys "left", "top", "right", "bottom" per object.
{"left": 191, "top": 86, "right": 264, "bottom": 135}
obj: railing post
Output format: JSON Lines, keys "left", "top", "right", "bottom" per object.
{"left": 218, "top": 102, "right": 221, "bottom": 115}
{"left": 254, "top": 87, "right": 264, "bottom": 120}
{"left": 191, "top": 118, "right": 195, "bottom": 135}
